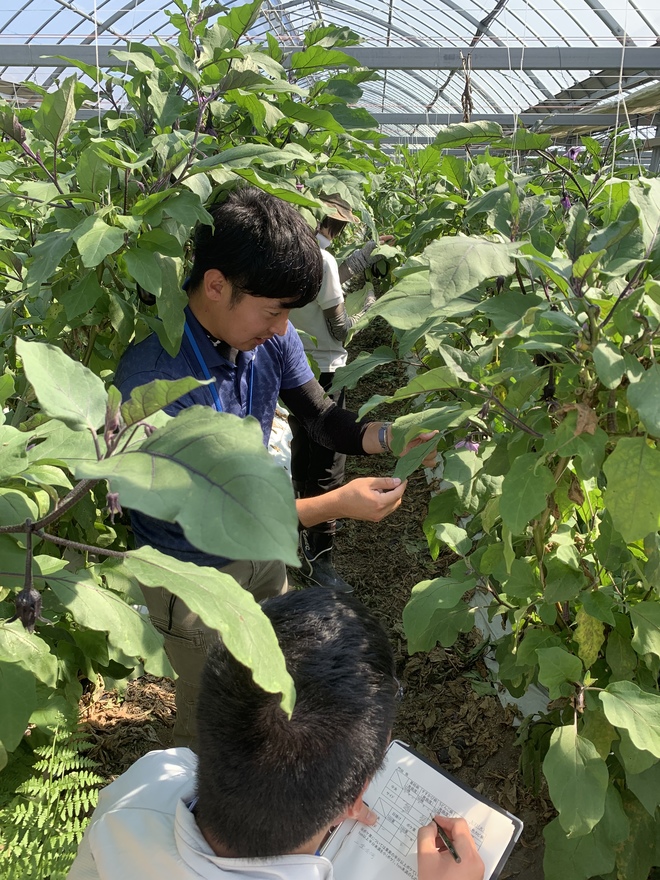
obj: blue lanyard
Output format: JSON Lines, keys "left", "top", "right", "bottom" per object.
{"left": 184, "top": 320, "right": 254, "bottom": 415}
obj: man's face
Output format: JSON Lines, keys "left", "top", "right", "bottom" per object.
{"left": 202, "top": 272, "right": 297, "bottom": 350}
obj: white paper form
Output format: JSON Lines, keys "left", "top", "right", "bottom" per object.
{"left": 323, "top": 741, "right": 521, "bottom": 880}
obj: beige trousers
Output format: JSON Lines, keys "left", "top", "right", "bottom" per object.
{"left": 142, "top": 558, "right": 288, "bottom": 750}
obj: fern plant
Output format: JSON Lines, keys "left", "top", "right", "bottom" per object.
{"left": 0, "top": 726, "right": 104, "bottom": 880}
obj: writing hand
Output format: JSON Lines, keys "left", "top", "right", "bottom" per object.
{"left": 417, "top": 816, "right": 484, "bottom": 880}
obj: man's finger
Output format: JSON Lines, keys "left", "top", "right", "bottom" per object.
{"left": 369, "top": 476, "right": 406, "bottom": 492}
{"left": 417, "top": 821, "right": 440, "bottom": 855}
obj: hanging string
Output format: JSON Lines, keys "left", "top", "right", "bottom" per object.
{"left": 92, "top": 0, "right": 102, "bottom": 131}
{"left": 608, "top": 0, "right": 641, "bottom": 182}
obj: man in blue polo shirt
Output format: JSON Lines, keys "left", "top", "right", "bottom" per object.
{"left": 116, "top": 187, "right": 434, "bottom": 747}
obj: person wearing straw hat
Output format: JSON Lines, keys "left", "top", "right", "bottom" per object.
{"left": 290, "top": 193, "right": 387, "bottom": 593}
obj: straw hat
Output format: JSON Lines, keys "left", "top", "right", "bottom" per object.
{"left": 319, "top": 192, "right": 359, "bottom": 223}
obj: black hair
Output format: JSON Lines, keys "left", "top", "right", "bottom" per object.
{"left": 320, "top": 216, "right": 349, "bottom": 239}
{"left": 195, "top": 588, "right": 397, "bottom": 858}
{"left": 186, "top": 187, "right": 323, "bottom": 308}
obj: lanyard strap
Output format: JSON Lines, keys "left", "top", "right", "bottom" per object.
{"left": 184, "top": 320, "right": 254, "bottom": 416}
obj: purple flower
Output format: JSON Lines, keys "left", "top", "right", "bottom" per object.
{"left": 455, "top": 439, "right": 480, "bottom": 453}
{"left": 566, "top": 145, "right": 585, "bottom": 161}
{"left": 295, "top": 183, "right": 304, "bottom": 192}
{"left": 560, "top": 192, "right": 571, "bottom": 211}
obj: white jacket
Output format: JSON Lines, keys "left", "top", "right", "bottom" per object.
{"left": 68, "top": 749, "right": 334, "bottom": 880}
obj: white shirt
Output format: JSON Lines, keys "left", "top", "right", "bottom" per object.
{"left": 291, "top": 248, "right": 347, "bottom": 374}
{"left": 67, "top": 749, "right": 334, "bottom": 880}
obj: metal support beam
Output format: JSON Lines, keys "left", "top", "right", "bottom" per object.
{"left": 1, "top": 44, "right": 659, "bottom": 73}
{"left": 333, "top": 47, "right": 660, "bottom": 72}
{"left": 373, "top": 112, "right": 639, "bottom": 127}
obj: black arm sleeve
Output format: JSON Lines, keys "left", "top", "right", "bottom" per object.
{"left": 280, "top": 379, "right": 369, "bottom": 456}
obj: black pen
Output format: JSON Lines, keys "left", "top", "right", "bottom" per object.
{"left": 433, "top": 817, "right": 462, "bottom": 864}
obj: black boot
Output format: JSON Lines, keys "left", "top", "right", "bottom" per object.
{"left": 300, "top": 530, "right": 354, "bottom": 593}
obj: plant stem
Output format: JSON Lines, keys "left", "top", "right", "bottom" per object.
{"left": 0, "top": 480, "right": 99, "bottom": 536}
{"left": 34, "top": 530, "right": 126, "bottom": 559}
{"left": 24, "top": 519, "right": 34, "bottom": 590}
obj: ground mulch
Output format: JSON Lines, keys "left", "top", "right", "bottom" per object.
{"left": 81, "top": 317, "right": 551, "bottom": 879}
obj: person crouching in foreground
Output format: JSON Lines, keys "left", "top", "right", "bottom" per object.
{"left": 67, "top": 589, "right": 484, "bottom": 880}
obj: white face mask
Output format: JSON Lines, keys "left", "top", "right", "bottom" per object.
{"left": 316, "top": 232, "right": 332, "bottom": 250}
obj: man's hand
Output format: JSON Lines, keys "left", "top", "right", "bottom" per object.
{"left": 350, "top": 801, "right": 378, "bottom": 826}
{"left": 335, "top": 477, "right": 406, "bottom": 522}
{"left": 417, "top": 817, "right": 484, "bottom": 880}
{"left": 397, "top": 429, "right": 439, "bottom": 469}
{"left": 296, "top": 477, "right": 406, "bottom": 528}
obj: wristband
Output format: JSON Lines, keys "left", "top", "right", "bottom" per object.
{"left": 378, "top": 422, "right": 392, "bottom": 452}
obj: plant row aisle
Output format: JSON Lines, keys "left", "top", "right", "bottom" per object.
{"left": 0, "top": 1, "right": 659, "bottom": 877}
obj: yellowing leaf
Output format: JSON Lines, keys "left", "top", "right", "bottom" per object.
{"left": 575, "top": 607, "right": 605, "bottom": 669}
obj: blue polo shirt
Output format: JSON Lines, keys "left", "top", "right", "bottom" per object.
{"left": 115, "top": 306, "right": 313, "bottom": 565}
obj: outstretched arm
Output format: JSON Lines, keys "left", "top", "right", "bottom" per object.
{"left": 296, "top": 477, "right": 406, "bottom": 528}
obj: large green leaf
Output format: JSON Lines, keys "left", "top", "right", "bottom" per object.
{"left": 385, "top": 367, "right": 460, "bottom": 401}
{"left": 0, "top": 623, "right": 58, "bottom": 687}
{"left": 289, "top": 46, "right": 358, "bottom": 73}
{"left": 614, "top": 790, "right": 658, "bottom": 880}
{"left": 433, "top": 121, "right": 502, "bottom": 149}
{"left": 391, "top": 406, "right": 478, "bottom": 454}
{"left": 62, "top": 272, "right": 105, "bottom": 321}
{"left": 123, "top": 546, "right": 295, "bottom": 714}
{"left": 630, "top": 602, "right": 660, "bottom": 659}
{"left": 32, "top": 75, "right": 76, "bottom": 146}
{"left": 393, "top": 437, "right": 439, "bottom": 481}
{"left": 120, "top": 377, "right": 212, "bottom": 426}
{"left": 0, "top": 489, "right": 38, "bottom": 527}
{"left": 543, "top": 816, "right": 615, "bottom": 880}
{"left": 628, "top": 178, "right": 660, "bottom": 252}
{"left": 195, "top": 142, "right": 319, "bottom": 172}
{"left": 592, "top": 341, "right": 625, "bottom": 389}
{"left": 537, "top": 647, "right": 583, "bottom": 699}
{"left": 330, "top": 347, "right": 396, "bottom": 392}
{"left": 0, "top": 661, "right": 36, "bottom": 753}
{"left": 16, "top": 338, "right": 107, "bottom": 433}
{"left": 0, "top": 426, "right": 28, "bottom": 480}
{"left": 403, "top": 575, "right": 477, "bottom": 653}
{"left": 425, "top": 236, "right": 517, "bottom": 307}
{"left": 76, "top": 408, "right": 299, "bottom": 564}
{"left": 627, "top": 364, "right": 660, "bottom": 437}
{"left": 500, "top": 453, "right": 555, "bottom": 535}
{"left": 603, "top": 438, "right": 660, "bottom": 542}
{"left": 600, "top": 680, "right": 660, "bottom": 757}
{"left": 72, "top": 215, "right": 125, "bottom": 268}
{"left": 367, "top": 269, "right": 435, "bottom": 331}
{"left": 625, "top": 759, "right": 660, "bottom": 817}
{"left": 24, "top": 230, "right": 74, "bottom": 299}
{"left": 44, "top": 567, "right": 172, "bottom": 677}
{"left": 543, "top": 725, "right": 609, "bottom": 836}
{"left": 26, "top": 418, "right": 98, "bottom": 466}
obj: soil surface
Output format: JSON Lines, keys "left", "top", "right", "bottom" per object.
{"left": 81, "top": 318, "right": 551, "bottom": 879}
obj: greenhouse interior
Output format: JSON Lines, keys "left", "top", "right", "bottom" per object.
{"left": 1, "top": 0, "right": 660, "bottom": 879}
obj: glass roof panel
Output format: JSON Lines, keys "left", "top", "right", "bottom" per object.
{"left": 0, "top": 0, "right": 658, "bottom": 135}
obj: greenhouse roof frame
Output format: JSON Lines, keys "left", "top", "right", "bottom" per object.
{"left": 0, "top": 0, "right": 659, "bottom": 147}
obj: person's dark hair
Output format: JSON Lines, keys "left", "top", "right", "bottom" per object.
{"left": 187, "top": 187, "right": 323, "bottom": 308}
{"left": 195, "top": 588, "right": 397, "bottom": 858}
{"left": 320, "top": 216, "right": 349, "bottom": 239}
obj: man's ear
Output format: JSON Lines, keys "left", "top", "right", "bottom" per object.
{"left": 203, "top": 269, "right": 230, "bottom": 302}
